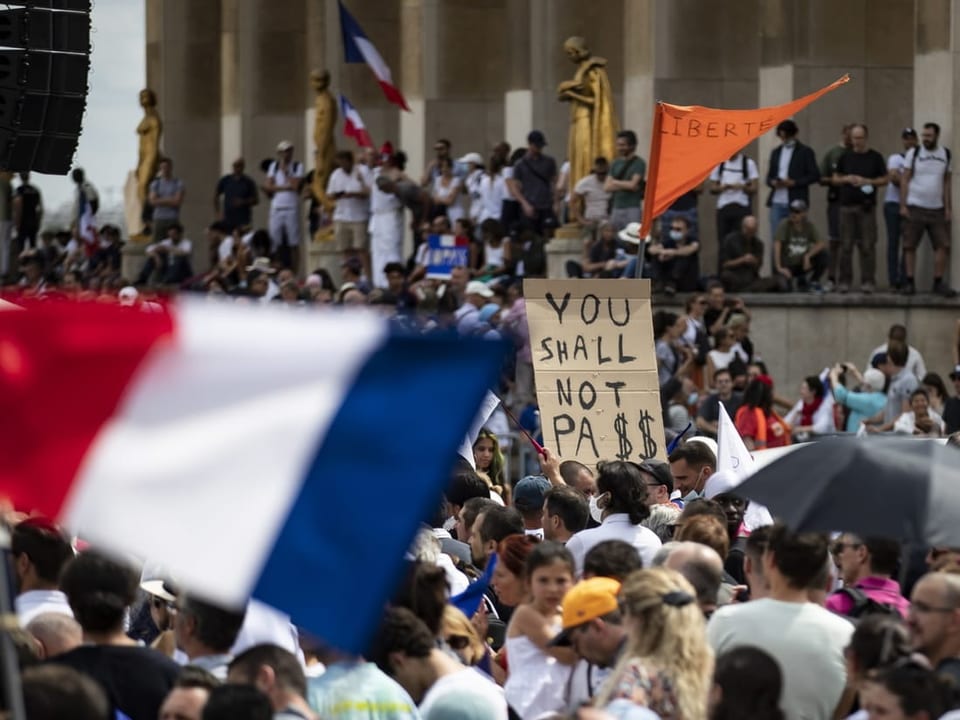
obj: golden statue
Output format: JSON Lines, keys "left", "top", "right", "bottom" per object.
{"left": 310, "top": 69, "right": 338, "bottom": 214}
{"left": 136, "top": 88, "right": 162, "bottom": 206}
{"left": 557, "top": 37, "right": 618, "bottom": 196}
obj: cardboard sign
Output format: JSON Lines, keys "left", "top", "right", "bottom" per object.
{"left": 525, "top": 279, "right": 666, "bottom": 464}
{"left": 425, "top": 234, "right": 471, "bottom": 279}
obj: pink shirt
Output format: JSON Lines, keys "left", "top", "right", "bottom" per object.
{"left": 825, "top": 576, "right": 910, "bottom": 618}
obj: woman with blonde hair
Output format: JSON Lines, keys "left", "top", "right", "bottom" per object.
{"left": 595, "top": 567, "right": 714, "bottom": 720}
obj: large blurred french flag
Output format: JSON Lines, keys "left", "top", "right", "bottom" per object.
{"left": 0, "top": 301, "right": 504, "bottom": 652}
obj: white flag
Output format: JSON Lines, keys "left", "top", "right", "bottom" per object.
{"left": 716, "top": 404, "right": 773, "bottom": 530}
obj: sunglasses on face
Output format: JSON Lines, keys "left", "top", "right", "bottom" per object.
{"left": 151, "top": 597, "right": 174, "bottom": 611}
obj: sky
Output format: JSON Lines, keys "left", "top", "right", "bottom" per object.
{"left": 39, "top": 0, "right": 145, "bottom": 214}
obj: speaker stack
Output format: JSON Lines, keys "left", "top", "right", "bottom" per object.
{"left": 0, "top": 0, "right": 91, "bottom": 175}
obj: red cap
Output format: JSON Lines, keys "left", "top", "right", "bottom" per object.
{"left": 756, "top": 374, "right": 774, "bottom": 388}
{"left": 379, "top": 141, "right": 394, "bottom": 157}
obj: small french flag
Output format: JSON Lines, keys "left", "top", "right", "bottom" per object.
{"left": 0, "top": 300, "right": 504, "bottom": 652}
{"left": 340, "top": 94, "right": 374, "bottom": 149}
{"left": 339, "top": 1, "right": 410, "bottom": 112}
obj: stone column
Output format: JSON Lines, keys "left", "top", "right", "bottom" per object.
{"left": 915, "top": 0, "right": 960, "bottom": 289}
{"left": 622, "top": 0, "right": 655, "bottom": 162}
{"left": 140, "top": 0, "right": 223, "bottom": 278}
{"left": 503, "top": 0, "right": 534, "bottom": 151}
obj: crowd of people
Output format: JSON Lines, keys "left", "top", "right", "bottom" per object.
{"left": 1, "top": 117, "right": 960, "bottom": 719}
{"left": 3, "top": 116, "right": 957, "bottom": 312}
{"left": 9, "top": 429, "right": 960, "bottom": 720}
{"left": 655, "top": 285, "right": 960, "bottom": 444}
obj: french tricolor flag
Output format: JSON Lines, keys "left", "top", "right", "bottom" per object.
{"left": 0, "top": 301, "right": 503, "bottom": 652}
{"left": 340, "top": 94, "right": 374, "bottom": 148}
{"left": 339, "top": 1, "right": 410, "bottom": 111}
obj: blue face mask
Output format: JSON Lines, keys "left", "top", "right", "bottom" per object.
{"left": 669, "top": 229, "right": 684, "bottom": 241}
{"left": 687, "top": 392, "right": 699, "bottom": 406}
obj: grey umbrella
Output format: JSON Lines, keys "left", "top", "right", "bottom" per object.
{"left": 735, "top": 437, "right": 960, "bottom": 545}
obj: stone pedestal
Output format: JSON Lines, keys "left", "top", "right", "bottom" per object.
{"left": 545, "top": 226, "right": 582, "bottom": 279}
{"left": 306, "top": 236, "right": 343, "bottom": 287}
{"left": 121, "top": 242, "right": 148, "bottom": 284}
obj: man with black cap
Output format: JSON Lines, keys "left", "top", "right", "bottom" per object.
{"left": 883, "top": 128, "right": 918, "bottom": 290}
{"left": 512, "top": 475, "right": 551, "bottom": 540}
{"left": 508, "top": 130, "right": 558, "bottom": 237}
{"left": 636, "top": 460, "right": 676, "bottom": 507}
{"left": 773, "top": 199, "right": 828, "bottom": 291}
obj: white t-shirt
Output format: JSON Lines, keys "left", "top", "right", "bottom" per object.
{"left": 465, "top": 168, "right": 485, "bottom": 222}
{"left": 573, "top": 174, "right": 611, "bottom": 221}
{"left": 707, "top": 599, "right": 854, "bottom": 720}
{"left": 268, "top": 161, "right": 304, "bottom": 211}
{"left": 419, "top": 668, "right": 508, "bottom": 720}
{"left": 15, "top": 589, "right": 73, "bottom": 626}
{"left": 217, "top": 234, "right": 251, "bottom": 263}
{"left": 905, "top": 145, "right": 951, "bottom": 209}
{"left": 481, "top": 171, "right": 513, "bottom": 223}
{"left": 885, "top": 152, "right": 906, "bottom": 204}
{"left": 773, "top": 143, "right": 795, "bottom": 205}
{"left": 432, "top": 175, "right": 464, "bottom": 222}
{"left": 865, "top": 342, "right": 927, "bottom": 380}
{"left": 327, "top": 167, "right": 371, "bottom": 222}
{"left": 709, "top": 155, "right": 759, "bottom": 209}
{"left": 566, "top": 514, "right": 662, "bottom": 575}
{"left": 370, "top": 168, "right": 402, "bottom": 215}
{"left": 150, "top": 237, "right": 192, "bottom": 255}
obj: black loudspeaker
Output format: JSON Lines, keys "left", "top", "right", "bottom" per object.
{"left": 0, "top": 3, "right": 90, "bottom": 174}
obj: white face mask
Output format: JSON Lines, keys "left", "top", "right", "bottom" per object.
{"left": 589, "top": 494, "right": 605, "bottom": 524}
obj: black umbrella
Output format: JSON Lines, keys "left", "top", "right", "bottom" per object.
{"left": 736, "top": 437, "right": 960, "bottom": 545}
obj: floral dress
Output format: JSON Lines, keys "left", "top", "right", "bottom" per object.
{"left": 604, "top": 657, "right": 681, "bottom": 720}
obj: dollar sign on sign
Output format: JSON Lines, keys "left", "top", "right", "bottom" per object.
{"left": 637, "top": 410, "right": 658, "bottom": 459}
{"left": 614, "top": 412, "right": 633, "bottom": 460}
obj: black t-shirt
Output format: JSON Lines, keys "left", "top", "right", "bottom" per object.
{"left": 835, "top": 150, "right": 887, "bottom": 206}
{"left": 512, "top": 154, "right": 557, "bottom": 209}
{"left": 669, "top": 190, "right": 698, "bottom": 211}
{"left": 216, "top": 173, "right": 258, "bottom": 228}
{"left": 15, "top": 184, "right": 41, "bottom": 229}
{"left": 697, "top": 392, "right": 744, "bottom": 425}
{"left": 49, "top": 645, "right": 181, "bottom": 720}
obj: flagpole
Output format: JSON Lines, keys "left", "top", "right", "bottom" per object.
{"left": 0, "top": 526, "right": 26, "bottom": 720}
{"left": 636, "top": 103, "right": 665, "bottom": 279}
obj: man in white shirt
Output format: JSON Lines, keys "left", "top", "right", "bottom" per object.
{"left": 12, "top": 519, "right": 74, "bottom": 626}
{"left": 369, "top": 160, "right": 404, "bottom": 289}
{"left": 572, "top": 157, "right": 611, "bottom": 238}
{"left": 266, "top": 140, "right": 305, "bottom": 273}
{"left": 900, "top": 122, "right": 955, "bottom": 296}
{"left": 710, "top": 152, "right": 759, "bottom": 272}
{"left": 883, "top": 128, "right": 917, "bottom": 290}
{"left": 136, "top": 222, "right": 193, "bottom": 286}
{"left": 327, "top": 150, "right": 372, "bottom": 279}
{"left": 566, "top": 461, "right": 662, "bottom": 574}
{"left": 371, "top": 607, "right": 507, "bottom": 720}
{"left": 865, "top": 323, "right": 927, "bottom": 381}
{"left": 707, "top": 525, "right": 854, "bottom": 720}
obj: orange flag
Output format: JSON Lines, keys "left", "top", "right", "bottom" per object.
{"left": 639, "top": 75, "right": 850, "bottom": 238}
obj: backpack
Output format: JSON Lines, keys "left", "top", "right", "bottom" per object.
{"left": 718, "top": 155, "right": 750, "bottom": 184}
{"left": 838, "top": 586, "right": 901, "bottom": 620}
{"left": 910, "top": 146, "right": 951, "bottom": 175}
